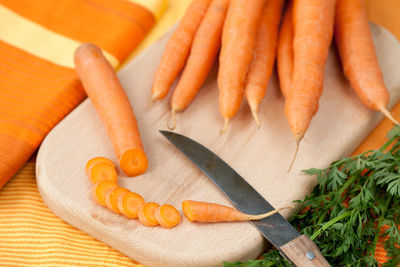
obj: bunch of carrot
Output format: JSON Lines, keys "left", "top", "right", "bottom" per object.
{"left": 152, "top": 0, "right": 398, "bottom": 167}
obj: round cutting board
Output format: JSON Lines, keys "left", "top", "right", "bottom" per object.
{"left": 36, "top": 24, "right": 400, "bottom": 267}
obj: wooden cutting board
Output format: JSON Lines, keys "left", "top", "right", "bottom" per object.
{"left": 36, "top": 24, "right": 400, "bottom": 267}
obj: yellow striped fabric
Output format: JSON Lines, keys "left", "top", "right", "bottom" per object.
{"left": 0, "top": 160, "right": 142, "bottom": 266}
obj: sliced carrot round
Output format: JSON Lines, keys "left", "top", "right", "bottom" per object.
{"left": 119, "top": 148, "right": 148, "bottom": 177}
{"left": 118, "top": 191, "right": 145, "bottom": 219}
{"left": 105, "top": 187, "right": 129, "bottom": 214}
{"left": 85, "top": 157, "right": 114, "bottom": 176}
{"left": 155, "top": 204, "right": 181, "bottom": 228}
{"left": 92, "top": 181, "right": 118, "bottom": 206}
{"left": 88, "top": 162, "right": 118, "bottom": 184}
{"left": 138, "top": 202, "right": 160, "bottom": 227}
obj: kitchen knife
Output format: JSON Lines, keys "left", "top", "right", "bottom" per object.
{"left": 160, "top": 130, "right": 330, "bottom": 267}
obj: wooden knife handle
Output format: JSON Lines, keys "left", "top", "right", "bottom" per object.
{"left": 280, "top": 235, "right": 331, "bottom": 267}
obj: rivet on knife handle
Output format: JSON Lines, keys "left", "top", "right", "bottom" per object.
{"left": 280, "top": 235, "right": 331, "bottom": 267}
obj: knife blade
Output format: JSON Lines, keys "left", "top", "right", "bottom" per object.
{"left": 160, "top": 131, "right": 330, "bottom": 267}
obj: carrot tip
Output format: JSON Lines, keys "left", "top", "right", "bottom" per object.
{"left": 287, "top": 138, "right": 302, "bottom": 173}
{"left": 151, "top": 94, "right": 159, "bottom": 103}
{"left": 251, "top": 108, "right": 261, "bottom": 129}
{"left": 219, "top": 118, "right": 230, "bottom": 135}
{"left": 167, "top": 109, "right": 177, "bottom": 130}
{"left": 379, "top": 106, "right": 399, "bottom": 125}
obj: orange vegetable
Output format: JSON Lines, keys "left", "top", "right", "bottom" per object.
{"left": 244, "top": 0, "right": 285, "bottom": 128}
{"left": 92, "top": 181, "right": 118, "bottom": 207}
{"left": 151, "top": 0, "right": 212, "bottom": 101}
{"left": 85, "top": 157, "right": 114, "bottom": 176}
{"left": 335, "top": 0, "right": 398, "bottom": 124}
{"left": 169, "top": 0, "right": 230, "bottom": 129}
{"left": 284, "top": 0, "right": 336, "bottom": 170}
{"left": 277, "top": 1, "right": 293, "bottom": 98}
{"left": 105, "top": 187, "right": 129, "bottom": 214}
{"left": 155, "top": 204, "right": 181, "bottom": 228}
{"left": 182, "top": 200, "right": 292, "bottom": 222}
{"left": 87, "top": 162, "right": 118, "bottom": 184}
{"left": 74, "top": 43, "right": 148, "bottom": 177}
{"left": 118, "top": 191, "right": 145, "bottom": 219}
{"left": 138, "top": 202, "right": 160, "bottom": 227}
{"left": 218, "top": 0, "right": 267, "bottom": 133}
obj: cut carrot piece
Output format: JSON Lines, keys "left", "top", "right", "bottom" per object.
{"left": 105, "top": 187, "right": 129, "bottom": 214}
{"left": 87, "top": 162, "right": 118, "bottom": 184}
{"left": 92, "top": 181, "right": 118, "bottom": 207}
{"left": 119, "top": 148, "right": 148, "bottom": 177}
{"left": 138, "top": 202, "right": 160, "bottom": 227}
{"left": 85, "top": 157, "right": 114, "bottom": 176}
{"left": 182, "top": 200, "right": 292, "bottom": 223}
{"left": 74, "top": 43, "right": 148, "bottom": 177}
{"left": 155, "top": 204, "right": 181, "bottom": 228}
{"left": 118, "top": 191, "right": 145, "bottom": 219}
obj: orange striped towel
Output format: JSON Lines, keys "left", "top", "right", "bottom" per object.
{"left": 0, "top": 0, "right": 166, "bottom": 189}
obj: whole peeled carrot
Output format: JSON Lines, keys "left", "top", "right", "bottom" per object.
{"left": 218, "top": 0, "right": 267, "bottom": 133}
{"left": 182, "top": 200, "right": 292, "bottom": 223}
{"left": 285, "top": 0, "right": 336, "bottom": 169}
{"left": 151, "top": 0, "right": 212, "bottom": 101}
{"left": 245, "top": 0, "right": 285, "bottom": 128}
{"left": 169, "top": 0, "right": 230, "bottom": 129}
{"left": 74, "top": 43, "right": 148, "bottom": 177}
{"left": 277, "top": 1, "right": 293, "bottom": 98}
{"left": 335, "top": 0, "right": 398, "bottom": 124}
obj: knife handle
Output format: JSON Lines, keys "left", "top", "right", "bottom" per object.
{"left": 280, "top": 235, "right": 331, "bottom": 267}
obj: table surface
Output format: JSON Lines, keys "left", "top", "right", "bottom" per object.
{"left": 0, "top": 1, "right": 399, "bottom": 266}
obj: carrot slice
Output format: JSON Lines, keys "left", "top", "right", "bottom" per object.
{"left": 118, "top": 191, "right": 145, "bottom": 219}
{"left": 85, "top": 157, "right": 114, "bottom": 176}
{"left": 105, "top": 187, "right": 129, "bottom": 214}
{"left": 92, "top": 181, "right": 118, "bottom": 207}
{"left": 119, "top": 148, "right": 148, "bottom": 177}
{"left": 138, "top": 202, "right": 160, "bottom": 227}
{"left": 155, "top": 204, "right": 181, "bottom": 228}
{"left": 87, "top": 162, "right": 118, "bottom": 184}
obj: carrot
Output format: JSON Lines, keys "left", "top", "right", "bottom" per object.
{"left": 334, "top": 0, "right": 398, "bottom": 124}
{"left": 85, "top": 157, "right": 114, "bottom": 176}
{"left": 92, "top": 181, "right": 118, "bottom": 207}
{"left": 117, "top": 191, "right": 145, "bottom": 219}
{"left": 105, "top": 187, "right": 129, "bottom": 214}
{"left": 285, "top": 0, "right": 336, "bottom": 170}
{"left": 244, "top": 0, "right": 285, "bottom": 128}
{"left": 138, "top": 202, "right": 160, "bottom": 227}
{"left": 87, "top": 162, "right": 118, "bottom": 184}
{"left": 182, "top": 200, "right": 293, "bottom": 222}
{"left": 218, "top": 0, "right": 267, "bottom": 133}
{"left": 277, "top": 1, "right": 293, "bottom": 98}
{"left": 151, "top": 0, "right": 212, "bottom": 101}
{"left": 74, "top": 43, "right": 148, "bottom": 177}
{"left": 155, "top": 204, "right": 181, "bottom": 228}
{"left": 169, "top": 0, "right": 230, "bottom": 129}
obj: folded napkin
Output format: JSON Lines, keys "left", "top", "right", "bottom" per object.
{"left": 0, "top": 0, "right": 166, "bottom": 188}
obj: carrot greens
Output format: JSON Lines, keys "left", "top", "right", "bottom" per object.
{"left": 225, "top": 126, "right": 400, "bottom": 266}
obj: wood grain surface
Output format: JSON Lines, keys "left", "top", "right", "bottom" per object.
{"left": 36, "top": 24, "right": 400, "bottom": 267}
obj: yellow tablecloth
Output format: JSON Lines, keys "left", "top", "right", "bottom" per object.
{"left": 0, "top": 0, "right": 399, "bottom": 266}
